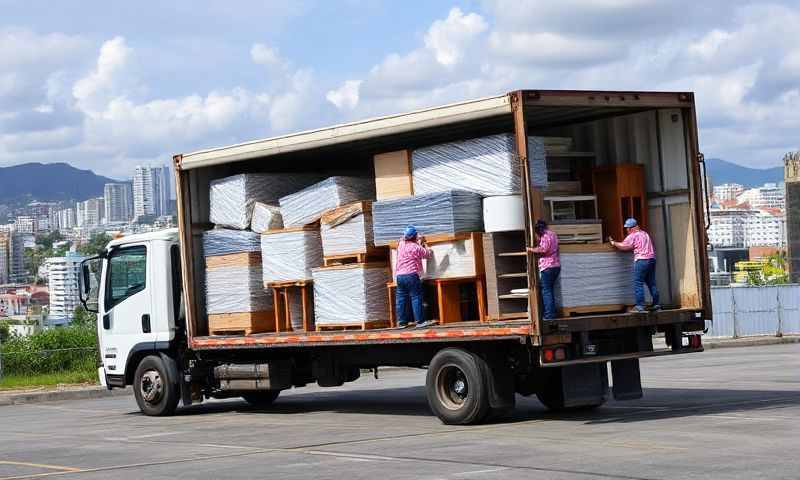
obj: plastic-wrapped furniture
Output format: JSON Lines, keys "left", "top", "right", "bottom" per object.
{"left": 250, "top": 202, "right": 284, "bottom": 233}
{"left": 320, "top": 201, "right": 385, "bottom": 262}
{"left": 279, "top": 176, "right": 376, "bottom": 227}
{"left": 261, "top": 226, "right": 323, "bottom": 285}
{"left": 312, "top": 263, "right": 391, "bottom": 330}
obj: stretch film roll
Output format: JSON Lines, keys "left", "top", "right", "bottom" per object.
{"left": 483, "top": 195, "right": 525, "bottom": 232}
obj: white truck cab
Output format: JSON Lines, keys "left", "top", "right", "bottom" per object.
{"left": 81, "top": 228, "right": 185, "bottom": 414}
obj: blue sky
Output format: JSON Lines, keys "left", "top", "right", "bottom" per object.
{"left": 2, "top": 1, "right": 799, "bottom": 178}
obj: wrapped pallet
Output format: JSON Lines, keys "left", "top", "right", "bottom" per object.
{"left": 410, "top": 134, "right": 549, "bottom": 197}
{"left": 312, "top": 264, "right": 391, "bottom": 329}
{"left": 204, "top": 229, "right": 273, "bottom": 335}
{"left": 372, "top": 190, "right": 483, "bottom": 246}
{"left": 261, "top": 226, "right": 323, "bottom": 284}
{"left": 209, "top": 173, "right": 321, "bottom": 229}
{"left": 389, "top": 233, "right": 483, "bottom": 280}
{"left": 320, "top": 201, "right": 376, "bottom": 257}
{"left": 279, "top": 176, "right": 376, "bottom": 227}
{"left": 250, "top": 202, "right": 284, "bottom": 233}
{"left": 555, "top": 246, "right": 647, "bottom": 309}
{"left": 203, "top": 228, "right": 261, "bottom": 256}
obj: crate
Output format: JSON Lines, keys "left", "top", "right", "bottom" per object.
{"left": 270, "top": 282, "right": 314, "bottom": 332}
{"left": 208, "top": 311, "right": 275, "bottom": 336}
{"left": 323, "top": 246, "right": 389, "bottom": 267}
{"left": 387, "top": 276, "right": 487, "bottom": 327}
{"left": 550, "top": 222, "right": 603, "bottom": 244}
{"left": 374, "top": 150, "right": 413, "bottom": 200}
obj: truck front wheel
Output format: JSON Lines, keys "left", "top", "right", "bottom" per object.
{"left": 426, "top": 348, "right": 490, "bottom": 425}
{"left": 133, "top": 355, "right": 180, "bottom": 416}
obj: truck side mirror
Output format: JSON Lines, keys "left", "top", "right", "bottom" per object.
{"left": 80, "top": 256, "right": 102, "bottom": 313}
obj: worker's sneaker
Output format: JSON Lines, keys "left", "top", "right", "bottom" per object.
{"left": 650, "top": 304, "right": 662, "bottom": 311}
{"left": 395, "top": 322, "right": 414, "bottom": 329}
{"left": 415, "top": 320, "right": 438, "bottom": 328}
{"left": 629, "top": 305, "right": 647, "bottom": 313}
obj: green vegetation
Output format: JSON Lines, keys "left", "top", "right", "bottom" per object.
{"left": 0, "top": 323, "right": 98, "bottom": 390}
{"left": 78, "top": 233, "right": 112, "bottom": 257}
{"left": 24, "top": 231, "right": 71, "bottom": 282}
{"left": 745, "top": 252, "right": 790, "bottom": 286}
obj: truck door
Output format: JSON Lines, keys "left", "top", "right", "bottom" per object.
{"left": 98, "top": 243, "right": 155, "bottom": 376}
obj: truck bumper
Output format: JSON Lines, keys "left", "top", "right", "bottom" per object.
{"left": 98, "top": 366, "right": 108, "bottom": 389}
{"left": 540, "top": 345, "right": 704, "bottom": 368}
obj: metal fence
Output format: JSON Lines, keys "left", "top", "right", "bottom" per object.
{"left": 708, "top": 285, "right": 800, "bottom": 338}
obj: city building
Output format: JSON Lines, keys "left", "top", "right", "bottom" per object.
{"left": 713, "top": 183, "right": 745, "bottom": 202}
{"left": 708, "top": 208, "right": 786, "bottom": 248}
{"left": 0, "top": 230, "right": 26, "bottom": 284}
{"left": 736, "top": 183, "right": 785, "bottom": 210}
{"left": 133, "top": 165, "right": 172, "bottom": 220}
{"left": 104, "top": 182, "right": 133, "bottom": 223}
{"left": 46, "top": 252, "right": 86, "bottom": 324}
{"left": 77, "top": 197, "right": 105, "bottom": 227}
{"left": 57, "top": 207, "right": 77, "bottom": 231}
{"left": 14, "top": 215, "right": 37, "bottom": 234}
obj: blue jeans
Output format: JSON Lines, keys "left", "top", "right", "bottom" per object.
{"left": 633, "top": 259, "right": 660, "bottom": 307}
{"left": 396, "top": 273, "right": 424, "bottom": 325}
{"left": 540, "top": 267, "right": 561, "bottom": 320}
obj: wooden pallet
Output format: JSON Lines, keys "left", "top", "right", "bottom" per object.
{"left": 208, "top": 311, "right": 275, "bottom": 336}
{"left": 272, "top": 283, "right": 314, "bottom": 332}
{"left": 316, "top": 319, "right": 389, "bottom": 331}
{"left": 266, "top": 279, "right": 312, "bottom": 289}
{"left": 559, "top": 304, "right": 628, "bottom": 317}
{"left": 205, "top": 251, "right": 261, "bottom": 269}
{"left": 322, "top": 247, "right": 388, "bottom": 267}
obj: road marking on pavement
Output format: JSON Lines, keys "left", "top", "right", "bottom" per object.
{"left": 0, "top": 461, "right": 83, "bottom": 478}
{"left": 451, "top": 467, "right": 509, "bottom": 477}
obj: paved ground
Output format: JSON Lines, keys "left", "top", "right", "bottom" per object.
{"left": 1, "top": 344, "right": 799, "bottom": 480}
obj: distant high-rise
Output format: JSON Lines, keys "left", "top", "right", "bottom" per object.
{"left": 77, "top": 198, "right": 105, "bottom": 227}
{"left": 133, "top": 165, "right": 172, "bottom": 219}
{"left": 0, "top": 230, "right": 26, "bottom": 284}
{"left": 57, "top": 208, "right": 76, "bottom": 231}
{"left": 47, "top": 252, "right": 86, "bottom": 323}
{"left": 104, "top": 183, "right": 133, "bottom": 223}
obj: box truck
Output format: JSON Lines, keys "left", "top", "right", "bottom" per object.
{"left": 80, "top": 90, "right": 710, "bottom": 424}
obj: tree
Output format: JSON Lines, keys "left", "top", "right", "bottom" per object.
{"left": 72, "top": 306, "right": 95, "bottom": 326}
{"left": 0, "top": 320, "right": 11, "bottom": 344}
{"left": 745, "top": 252, "right": 789, "bottom": 286}
{"left": 78, "top": 233, "right": 112, "bottom": 257}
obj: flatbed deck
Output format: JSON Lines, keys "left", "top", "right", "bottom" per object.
{"left": 190, "top": 308, "right": 702, "bottom": 350}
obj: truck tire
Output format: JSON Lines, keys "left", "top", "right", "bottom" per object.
{"left": 426, "top": 348, "right": 490, "bottom": 425}
{"left": 241, "top": 390, "right": 281, "bottom": 407}
{"left": 133, "top": 355, "right": 180, "bottom": 416}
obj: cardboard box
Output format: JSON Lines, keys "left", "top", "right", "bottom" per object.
{"left": 374, "top": 150, "right": 413, "bottom": 200}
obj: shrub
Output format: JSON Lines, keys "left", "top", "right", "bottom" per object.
{"left": 0, "top": 324, "right": 97, "bottom": 376}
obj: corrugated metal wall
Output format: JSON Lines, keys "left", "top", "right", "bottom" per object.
{"left": 708, "top": 285, "right": 800, "bottom": 337}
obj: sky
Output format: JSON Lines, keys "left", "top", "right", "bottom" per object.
{"left": 1, "top": 0, "right": 799, "bottom": 179}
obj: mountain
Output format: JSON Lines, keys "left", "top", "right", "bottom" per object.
{"left": 0, "top": 162, "right": 120, "bottom": 204}
{"left": 705, "top": 158, "right": 784, "bottom": 187}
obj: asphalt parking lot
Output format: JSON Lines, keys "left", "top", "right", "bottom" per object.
{"left": 1, "top": 343, "right": 799, "bottom": 480}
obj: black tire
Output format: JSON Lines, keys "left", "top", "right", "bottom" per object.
{"left": 241, "top": 390, "right": 281, "bottom": 407}
{"left": 133, "top": 355, "right": 180, "bottom": 416}
{"left": 426, "top": 348, "right": 490, "bottom": 425}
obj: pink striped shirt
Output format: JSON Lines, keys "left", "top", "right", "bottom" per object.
{"left": 395, "top": 239, "right": 431, "bottom": 276}
{"left": 621, "top": 230, "right": 656, "bottom": 261}
{"left": 533, "top": 229, "right": 560, "bottom": 271}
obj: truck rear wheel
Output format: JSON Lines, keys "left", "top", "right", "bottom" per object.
{"left": 241, "top": 390, "right": 281, "bottom": 407}
{"left": 133, "top": 355, "right": 180, "bottom": 416}
{"left": 426, "top": 348, "right": 490, "bottom": 425}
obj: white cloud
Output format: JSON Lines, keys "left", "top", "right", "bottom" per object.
{"left": 326, "top": 80, "right": 362, "bottom": 110}
{"left": 424, "top": 8, "right": 488, "bottom": 67}
{"left": 488, "top": 31, "right": 618, "bottom": 66}
{"left": 72, "top": 36, "right": 132, "bottom": 112}
{"left": 250, "top": 43, "right": 283, "bottom": 67}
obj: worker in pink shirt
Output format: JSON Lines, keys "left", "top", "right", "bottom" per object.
{"left": 609, "top": 218, "right": 660, "bottom": 312}
{"left": 395, "top": 225, "right": 433, "bottom": 328}
{"left": 526, "top": 220, "right": 560, "bottom": 319}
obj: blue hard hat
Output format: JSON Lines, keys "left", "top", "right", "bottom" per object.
{"left": 404, "top": 225, "right": 418, "bottom": 239}
{"left": 624, "top": 218, "right": 638, "bottom": 228}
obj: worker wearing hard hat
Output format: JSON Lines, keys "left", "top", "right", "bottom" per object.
{"left": 395, "top": 225, "right": 433, "bottom": 328}
{"left": 609, "top": 218, "right": 660, "bottom": 312}
{"left": 526, "top": 219, "right": 561, "bottom": 320}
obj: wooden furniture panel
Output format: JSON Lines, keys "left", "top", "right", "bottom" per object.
{"left": 374, "top": 150, "right": 413, "bottom": 200}
{"left": 208, "top": 311, "right": 275, "bottom": 336}
{"left": 592, "top": 164, "right": 646, "bottom": 241}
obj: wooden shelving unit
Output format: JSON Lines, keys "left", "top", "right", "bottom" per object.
{"left": 483, "top": 232, "right": 530, "bottom": 321}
